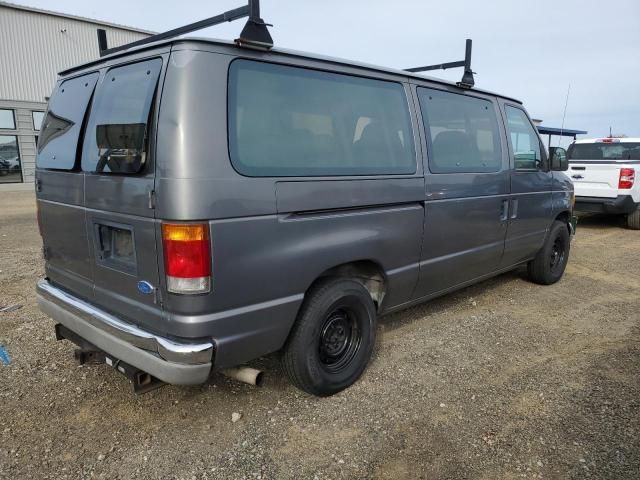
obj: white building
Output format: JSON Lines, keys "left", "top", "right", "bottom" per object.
{"left": 0, "top": 1, "right": 151, "bottom": 188}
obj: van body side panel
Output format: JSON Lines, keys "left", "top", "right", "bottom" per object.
{"left": 499, "top": 102, "right": 554, "bottom": 267}
{"left": 161, "top": 201, "right": 423, "bottom": 367}
{"left": 410, "top": 85, "right": 510, "bottom": 298}
{"left": 502, "top": 171, "right": 553, "bottom": 266}
{"left": 155, "top": 50, "right": 424, "bottom": 366}
{"left": 417, "top": 174, "right": 509, "bottom": 295}
{"left": 551, "top": 172, "right": 573, "bottom": 218}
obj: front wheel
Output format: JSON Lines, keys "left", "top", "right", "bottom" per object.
{"left": 527, "top": 220, "right": 571, "bottom": 285}
{"left": 282, "top": 278, "right": 377, "bottom": 396}
{"left": 627, "top": 206, "right": 640, "bottom": 230}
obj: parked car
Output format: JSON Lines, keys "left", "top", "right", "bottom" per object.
{"left": 567, "top": 138, "right": 640, "bottom": 229}
{"left": 35, "top": 33, "right": 575, "bottom": 396}
{"left": 0, "top": 155, "right": 19, "bottom": 176}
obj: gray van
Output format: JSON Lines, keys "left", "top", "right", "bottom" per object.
{"left": 35, "top": 7, "right": 574, "bottom": 396}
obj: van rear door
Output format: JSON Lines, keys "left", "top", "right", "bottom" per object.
{"left": 81, "top": 58, "right": 166, "bottom": 334}
{"left": 36, "top": 72, "right": 100, "bottom": 301}
{"left": 37, "top": 55, "right": 168, "bottom": 334}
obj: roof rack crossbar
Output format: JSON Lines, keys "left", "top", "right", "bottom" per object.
{"left": 405, "top": 39, "right": 475, "bottom": 88}
{"left": 97, "top": 0, "right": 272, "bottom": 57}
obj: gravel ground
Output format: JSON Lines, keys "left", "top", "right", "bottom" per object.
{"left": 1, "top": 190, "right": 639, "bottom": 480}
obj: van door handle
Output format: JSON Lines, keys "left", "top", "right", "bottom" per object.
{"left": 510, "top": 199, "right": 519, "bottom": 219}
{"left": 500, "top": 199, "right": 509, "bottom": 222}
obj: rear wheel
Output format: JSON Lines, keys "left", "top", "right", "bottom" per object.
{"left": 527, "top": 220, "right": 571, "bottom": 285}
{"left": 627, "top": 206, "right": 640, "bottom": 230}
{"left": 282, "top": 278, "right": 377, "bottom": 396}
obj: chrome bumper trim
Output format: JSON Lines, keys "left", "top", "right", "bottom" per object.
{"left": 36, "top": 279, "right": 214, "bottom": 365}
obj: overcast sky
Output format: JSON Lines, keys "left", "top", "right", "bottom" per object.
{"left": 15, "top": 0, "right": 640, "bottom": 143}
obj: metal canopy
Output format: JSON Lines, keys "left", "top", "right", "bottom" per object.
{"left": 537, "top": 126, "right": 588, "bottom": 146}
{"left": 537, "top": 126, "right": 587, "bottom": 136}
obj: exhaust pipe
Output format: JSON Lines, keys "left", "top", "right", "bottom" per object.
{"left": 221, "top": 367, "right": 264, "bottom": 386}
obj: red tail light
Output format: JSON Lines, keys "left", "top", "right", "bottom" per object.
{"left": 619, "top": 168, "right": 635, "bottom": 189}
{"left": 161, "top": 223, "right": 211, "bottom": 294}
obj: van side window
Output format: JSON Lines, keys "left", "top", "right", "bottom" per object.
{"left": 228, "top": 60, "right": 416, "bottom": 177}
{"left": 504, "top": 106, "right": 542, "bottom": 170}
{"left": 418, "top": 88, "right": 502, "bottom": 174}
{"left": 36, "top": 72, "right": 99, "bottom": 170}
{"left": 81, "top": 59, "right": 162, "bottom": 174}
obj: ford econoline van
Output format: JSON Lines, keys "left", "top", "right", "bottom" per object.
{"left": 35, "top": 28, "right": 575, "bottom": 396}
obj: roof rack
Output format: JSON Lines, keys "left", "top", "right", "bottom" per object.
{"left": 405, "top": 39, "right": 475, "bottom": 89}
{"left": 96, "top": 0, "right": 273, "bottom": 57}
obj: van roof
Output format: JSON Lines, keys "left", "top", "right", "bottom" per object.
{"left": 59, "top": 36, "right": 523, "bottom": 105}
{"left": 573, "top": 137, "right": 640, "bottom": 144}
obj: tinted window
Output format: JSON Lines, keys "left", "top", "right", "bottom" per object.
{"left": 505, "top": 106, "right": 541, "bottom": 170}
{"left": 567, "top": 142, "right": 640, "bottom": 161}
{"left": 0, "top": 109, "right": 15, "bottom": 130}
{"left": 37, "top": 72, "right": 99, "bottom": 169}
{"left": 81, "top": 59, "right": 162, "bottom": 174}
{"left": 0, "top": 135, "right": 22, "bottom": 183}
{"left": 418, "top": 88, "right": 502, "bottom": 174}
{"left": 228, "top": 60, "right": 415, "bottom": 176}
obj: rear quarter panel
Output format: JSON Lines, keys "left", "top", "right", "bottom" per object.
{"left": 154, "top": 46, "right": 424, "bottom": 365}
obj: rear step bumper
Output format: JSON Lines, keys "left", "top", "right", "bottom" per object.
{"left": 36, "top": 279, "right": 213, "bottom": 385}
{"left": 574, "top": 195, "right": 638, "bottom": 215}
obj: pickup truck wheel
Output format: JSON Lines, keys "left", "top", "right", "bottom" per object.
{"left": 282, "top": 278, "right": 377, "bottom": 396}
{"left": 627, "top": 206, "right": 640, "bottom": 230}
{"left": 527, "top": 220, "right": 570, "bottom": 285}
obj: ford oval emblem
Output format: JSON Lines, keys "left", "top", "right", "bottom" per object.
{"left": 137, "top": 280, "right": 154, "bottom": 295}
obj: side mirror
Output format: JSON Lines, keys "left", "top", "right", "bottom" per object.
{"left": 549, "top": 146, "right": 568, "bottom": 171}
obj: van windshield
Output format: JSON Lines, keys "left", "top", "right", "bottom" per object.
{"left": 568, "top": 142, "right": 640, "bottom": 161}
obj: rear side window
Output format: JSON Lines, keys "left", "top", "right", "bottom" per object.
{"left": 567, "top": 142, "right": 640, "bottom": 160}
{"left": 418, "top": 88, "right": 502, "bottom": 174}
{"left": 81, "top": 59, "right": 162, "bottom": 174}
{"left": 504, "top": 106, "right": 542, "bottom": 170}
{"left": 228, "top": 60, "right": 416, "bottom": 176}
{"left": 37, "top": 72, "right": 99, "bottom": 170}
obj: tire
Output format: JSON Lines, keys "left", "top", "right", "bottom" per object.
{"left": 527, "top": 220, "right": 571, "bottom": 285}
{"left": 282, "top": 278, "right": 377, "bottom": 396}
{"left": 627, "top": 206, "right": 640, "bottom": 230}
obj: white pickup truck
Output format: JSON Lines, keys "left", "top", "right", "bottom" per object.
{"left": 567, "top": 138, "right": 640, "bottom": 229}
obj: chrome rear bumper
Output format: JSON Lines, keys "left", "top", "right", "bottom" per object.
{"left": 36, "top": 279, "right": 213, "bottom": 385}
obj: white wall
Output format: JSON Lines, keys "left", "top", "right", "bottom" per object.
{"left": 0, "top": 4, "right": 149, "bottom": 103}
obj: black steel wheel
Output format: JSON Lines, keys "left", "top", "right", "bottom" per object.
{"left": 282, "top": 278, "right": 377, "bottom": 396}
{"left": 528, "top": 220, "right": 571, "bottom": 285}
{"left": 549, "top": 236, "right": 567, "bottom": 275}
{"left": 318, "top": 307, "right": 362, "bottom": 373}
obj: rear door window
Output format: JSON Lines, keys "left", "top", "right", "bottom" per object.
{"left": 417, "top": 88, "right": 502, "bottom": 174}
{"left": 37, "top": 72, "right": 99, "bottom": 170}
{"left": 81, "top": 59, "right": 162, "bottom": 174}
{"left": 228, "top": 60, "right": 416, "bottom": 176}
{"left": 567, "top": 142, "right": 640, "bottom": 160}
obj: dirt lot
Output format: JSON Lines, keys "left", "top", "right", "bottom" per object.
{"left": 0, "top": 190, "right": 638, "bottom": 480}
